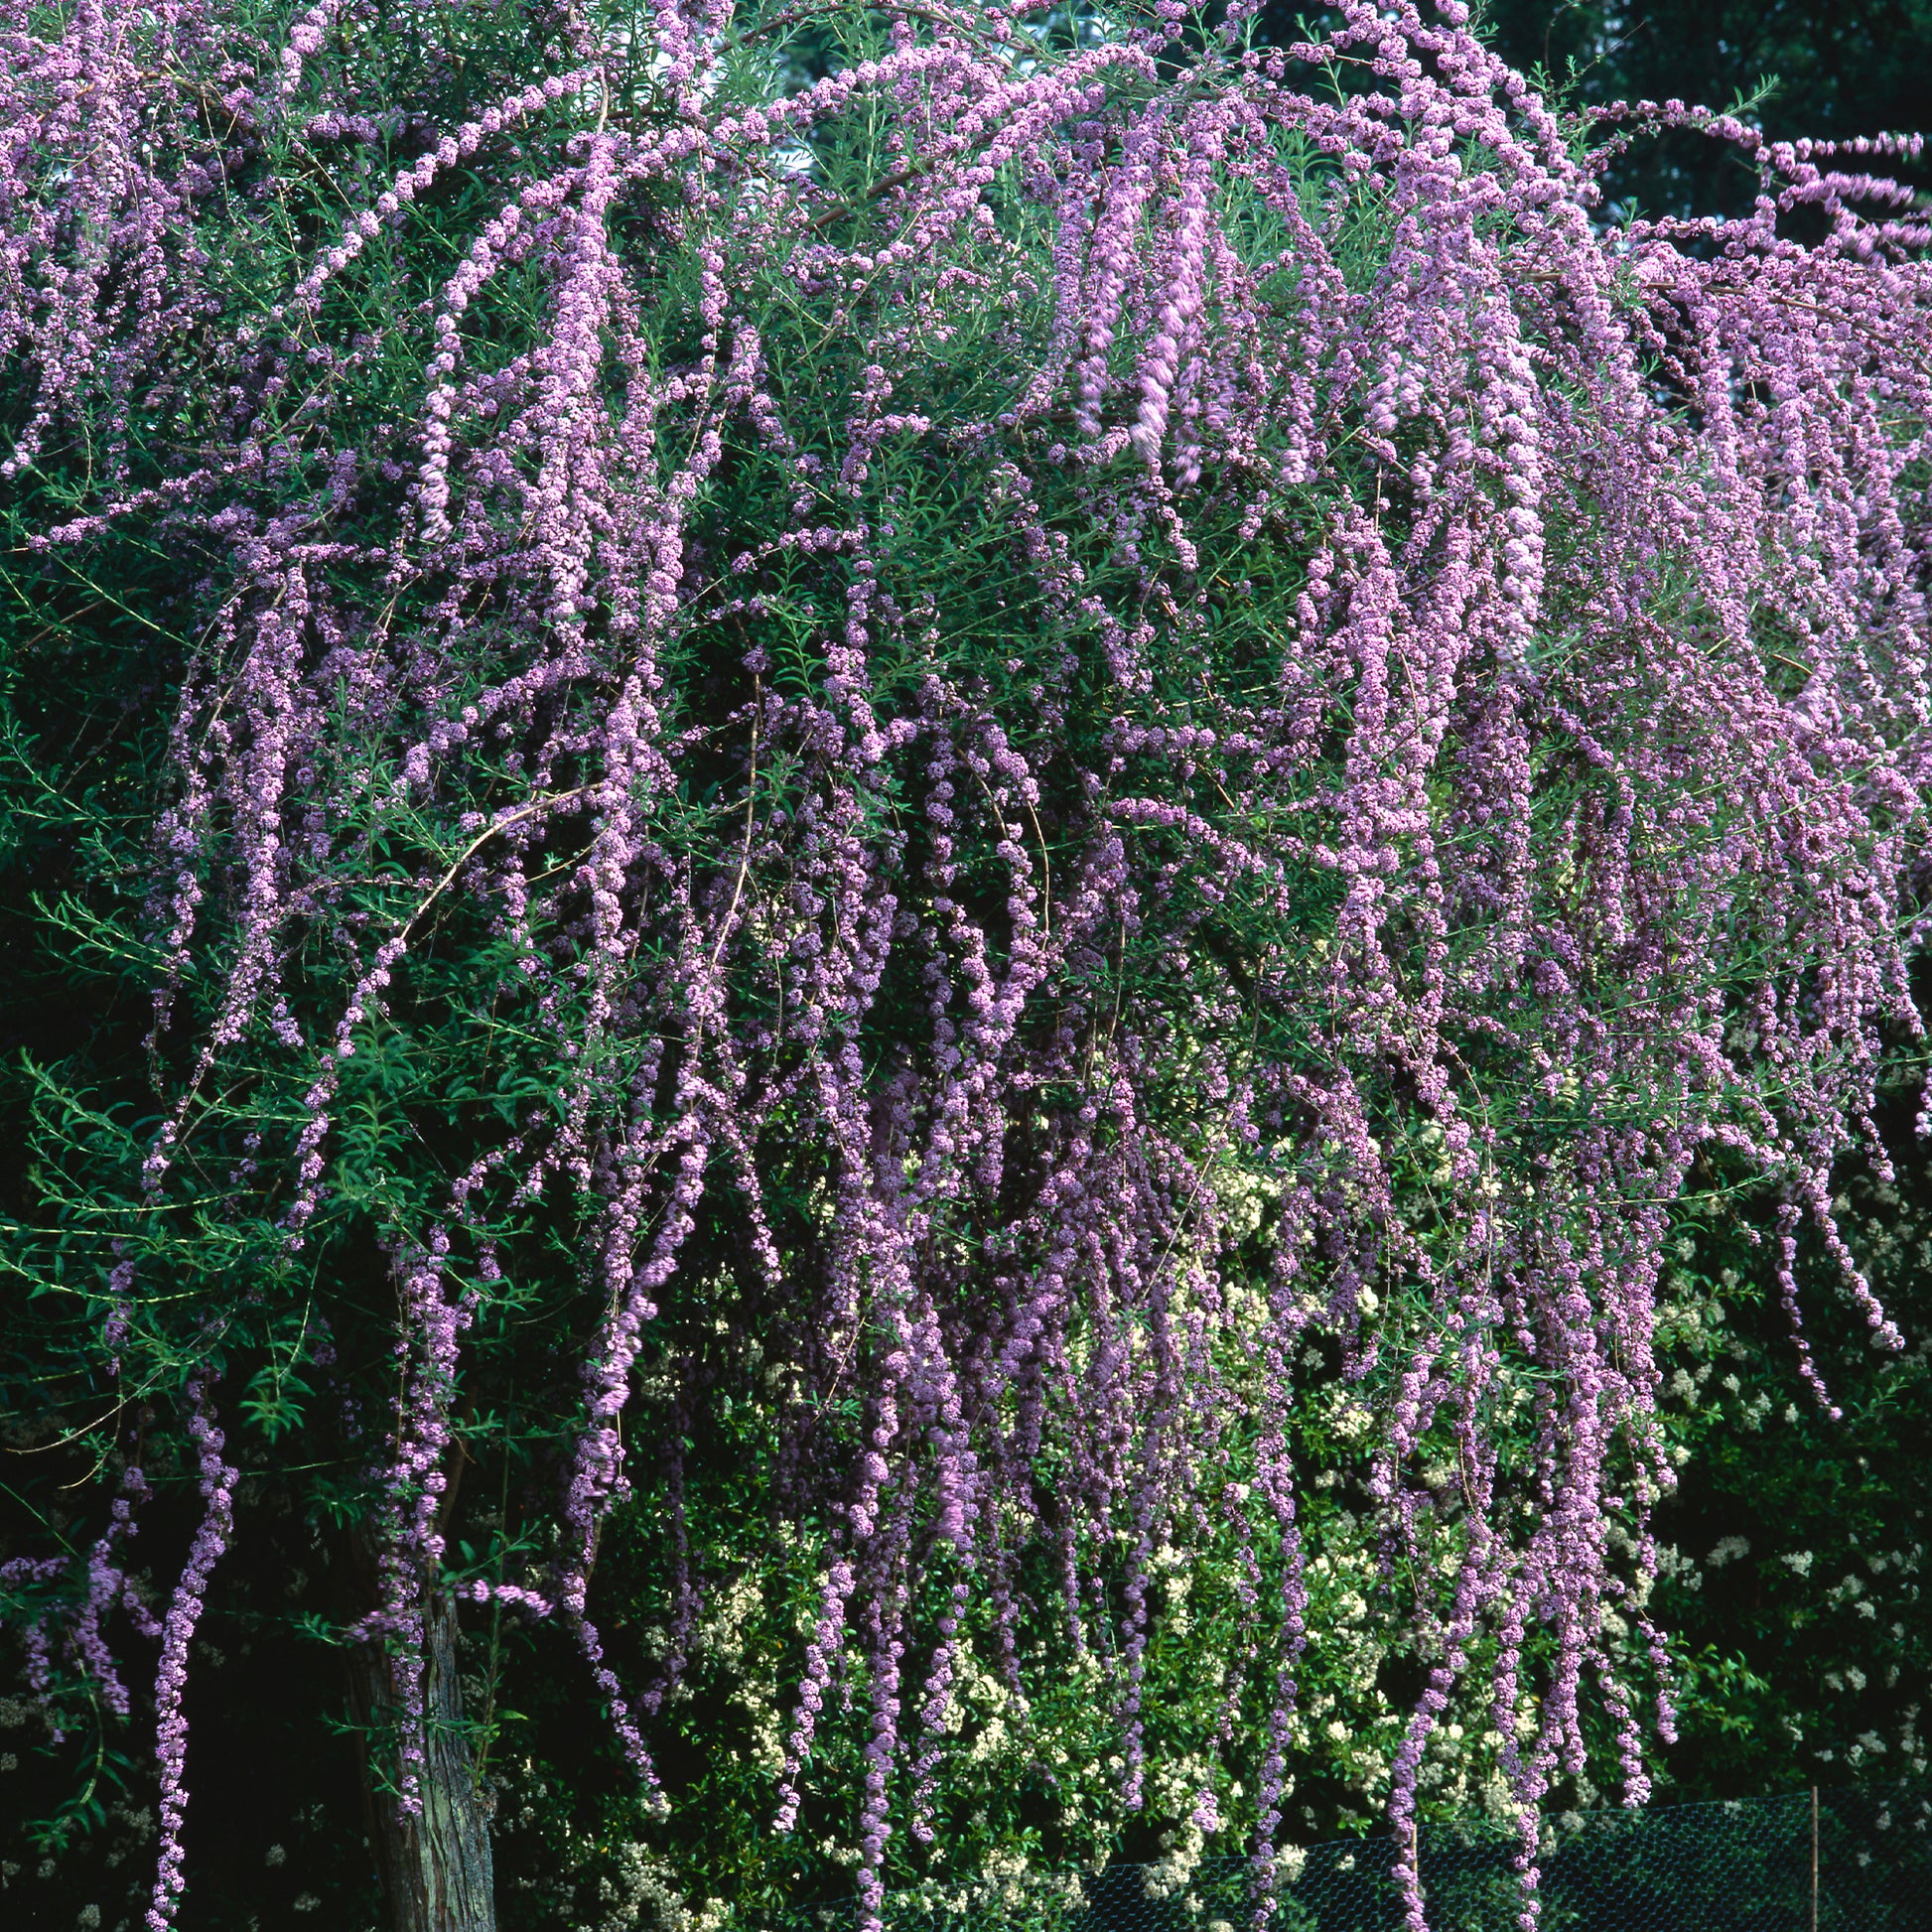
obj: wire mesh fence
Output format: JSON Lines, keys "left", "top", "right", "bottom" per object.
{"left": 781, "top": 1783, "right": 1932, "bottom": 1932}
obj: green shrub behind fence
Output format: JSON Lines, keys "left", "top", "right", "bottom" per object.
{"left": 778, "top": 1783, "right": 1932, "bottom": 1932}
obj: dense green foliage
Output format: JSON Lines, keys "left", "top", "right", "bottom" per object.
{"left": 1646, "top": 1091, "right": 1932, "bottom": 1803}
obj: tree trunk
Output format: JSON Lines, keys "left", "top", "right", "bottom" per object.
{"left": 347, "top": 1590, "right": 496, "bottom": 1932}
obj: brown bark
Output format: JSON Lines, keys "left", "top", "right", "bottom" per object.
{"left": 346, "top": 1590, "right": 496, "bottom": 1932}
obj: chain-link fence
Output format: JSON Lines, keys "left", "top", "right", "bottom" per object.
{"left": 784, "top": 1783, "right": 1932, "bottom": 1932}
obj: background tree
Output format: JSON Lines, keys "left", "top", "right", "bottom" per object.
{"left": 1474, "top": 0, "right": 1932, "bottom": 215}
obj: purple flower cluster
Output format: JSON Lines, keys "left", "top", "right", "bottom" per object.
{"left": 4, "top": 0, "right": 1929, "bottom": 1925}
{"left": 148, "top": 1383, "right": 236, "bottom": 1931}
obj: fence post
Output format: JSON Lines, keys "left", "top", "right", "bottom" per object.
{"left": 1810, "top": 1786, "right": 1819, "bottom": 1932}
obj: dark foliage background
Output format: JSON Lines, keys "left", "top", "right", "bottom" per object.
{"left": 1481, "top": 0, "right": 1932, "bottom": 215}
{"left": 1256, "top": 0, "right": 1932, "bottom": 217}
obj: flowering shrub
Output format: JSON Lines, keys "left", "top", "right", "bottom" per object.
{"left": 1639, "top": 1108, "right": 1932, "bottom": 1801}
{"left": 1, "top": 0, "right": 1928, "bottom": 1927}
